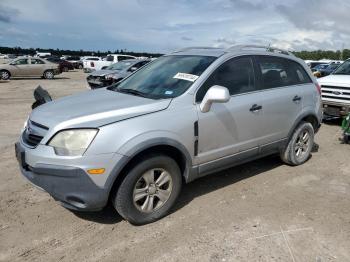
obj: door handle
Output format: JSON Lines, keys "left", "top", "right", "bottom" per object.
{"left": 293, "top": 95, "right": 302, "bottom": 102}
{"left": 249, "top": 104, "right": 262, "bottom": 112}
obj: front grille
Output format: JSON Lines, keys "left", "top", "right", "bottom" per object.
{"left": 321, "top": 85, "right": 350, "bottom": 104}
{"left": 21, "top": 120, "right": 48, "bottom": 147}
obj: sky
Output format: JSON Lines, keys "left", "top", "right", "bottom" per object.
{"left": 0, "top": 0, "right": 349, "bottom": 53}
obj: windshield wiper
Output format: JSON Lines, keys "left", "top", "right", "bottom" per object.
{"left": 117, "top": 88, "right": 149, "bottom": 98}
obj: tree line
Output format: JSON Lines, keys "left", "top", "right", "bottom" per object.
{"left": 292, "top": 49, "right": 350, "bottom": 61}
{"left": 0, "top": 46, "right": 163, "bottom": 58}
{"left": 1, "top": 46, "right": 350, "bottom": 61}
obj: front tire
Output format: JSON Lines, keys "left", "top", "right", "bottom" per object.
{"left": 114, "top": 155, "right": 182, "bottom": 225}
{"left": 0, "top": 70, "right": 10, "bottom": 80}
{"left": 43, "top": 70, "right": 54, "bottom": 79}
{"left": 280, "top": 121, "right": 314, "bottom": 166}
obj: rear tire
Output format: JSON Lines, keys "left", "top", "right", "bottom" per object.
{"left": 280, "top": 121, "right": 314, "bottom": 166}
{"left": 43, "top": 70, "right": 54, "bottom": 79}
{"left": 0, "top": 70, "right": 10, "bottom": 80}
{"left": 114, "top": 155, "right": 182, "bottom": 225}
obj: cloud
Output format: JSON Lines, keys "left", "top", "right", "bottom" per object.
{"left": 181, "top": 36, "right": 193, "bottom": 41}
{"left": 0, "top": 0, "right": 349, "bottom": 52}
{"left": 274, "top": 0, "right": 350, "bottom": 50}
{"left": 229, "top": 0, "right": 265, "bottom": 10}
{"left": 0, "top": 3, "right": 19, "bottom": 23}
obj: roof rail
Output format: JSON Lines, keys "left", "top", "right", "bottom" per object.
{"left": 172, "top": 46, "right": 220, "bottom": 53}
{"left": 226, "top": 45, "right": 294, "bottom": 56}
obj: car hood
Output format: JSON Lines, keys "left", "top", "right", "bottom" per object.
{"left": 30, "top": 88, "right": 171, "bottom": 130}
{"left": 318, "top": 74, "right": 350, "bottom": 86}
{"left": 89, "top": 69, "right": 121, "bottom": 76}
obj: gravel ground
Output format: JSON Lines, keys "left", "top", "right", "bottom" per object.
{"left": 0, "top": 63, "right": 349, "bottom": 261}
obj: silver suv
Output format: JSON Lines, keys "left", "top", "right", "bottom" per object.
{"left": 15, "top": 45, "right": 322, "bottom": 225}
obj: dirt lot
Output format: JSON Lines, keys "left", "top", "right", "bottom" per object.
{"left": 0, "top": 61, "right": 349, "bottom": 261}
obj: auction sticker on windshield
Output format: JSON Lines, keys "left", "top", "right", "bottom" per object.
{"left": 173, "top": 72, "right": 199, "bottom": 82}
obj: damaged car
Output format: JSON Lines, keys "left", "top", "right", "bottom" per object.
{"left": 86, "top": 59, "right": 150, "bottom": 89}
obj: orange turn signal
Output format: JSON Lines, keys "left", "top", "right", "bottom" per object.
{"left": 87, "top": 168, "right": 105, "bottom": 175}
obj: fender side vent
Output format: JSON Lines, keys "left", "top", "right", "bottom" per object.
{"left": 194, "top": 121, "right": 199, "bottom": 156}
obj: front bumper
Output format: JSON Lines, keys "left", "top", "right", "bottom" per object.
{"left": 15, "top": 142, "right": 121, "bottom": 211}
{"left": 87, "top": 78, "right": 113, "bottom": 89}
{"left": 322, "top": 101, "right": 350, "bottom": 118}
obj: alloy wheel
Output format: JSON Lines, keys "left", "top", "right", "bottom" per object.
{"left": 295, "top": 129, "right": 310, "bottom": 159}
{"left": 133, "top": 168, "right": 173, "bottom": 213}
{"left": 1, "top": 71, "right": 9, "bottom": 80}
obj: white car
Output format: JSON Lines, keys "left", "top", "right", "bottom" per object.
{"left": 83, "top": 54, "right": 136, "bottom": 73}
{"left": 318, "top": 59, "right": 350, "bottom": 118}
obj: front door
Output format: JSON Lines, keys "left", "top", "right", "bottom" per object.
{"left": 9, "top": 58, "right": 31, "bottom": 77}
{"left": 195, "top": 56, "right": 264, "bottom": 167}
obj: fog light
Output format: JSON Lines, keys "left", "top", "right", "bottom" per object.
{"left": 87, "top": 168, "right": 105, "bottom": 175}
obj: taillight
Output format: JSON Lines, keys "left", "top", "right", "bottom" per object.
{"left": 315, "top": 83, "right": 321, "bottom": 96}
{"left": 90, "top": 62, "right": 94, "bottom": 67}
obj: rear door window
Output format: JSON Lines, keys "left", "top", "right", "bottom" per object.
{"left": 256, "top": 56, "right": 312, "bottom": 89}
{"left": 31, "top": 59, "right": 45, "bottom": 64}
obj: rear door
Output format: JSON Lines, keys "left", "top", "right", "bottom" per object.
{"left": 29, "top": 58, "right": 46, "bottom": 76}
{"left": 254, "top": 55, "right": 313, "bottom": 145}
{"left": 195, "top": 56, "right": 264, "bottom": 165}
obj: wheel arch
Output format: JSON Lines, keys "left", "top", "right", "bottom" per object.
{"left": 106, "top": 138, "right": 195, "bottom": 200}
{"left": 288, "top": 111, "right": 320, "bottom": 139}
{"left": 0, "top": 69, "right": 11, "bottom": 78}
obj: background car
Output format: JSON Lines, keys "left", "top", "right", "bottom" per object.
{"left": 86, "top": 58, "right": 150, "bottom": 89}
{"left": 0, "top": 57, "right": 60, "bottom": 80}
{"left": 64, "top": 56, "right": 81, "bottom": 69}
{"left": 306, "top": 61, "right": 326, "bottom": 69}
{"left": 316, "top": 63, "right": 339, "bottom": 77}
{"left": 311, "top": 63, "right": 328, "bottom": 72}
{"left": 83, "top": 54, "right": 135, "bottom": 73}
{"left": 318, "top": 59, "right": 350, "bottom": 118}
{"left": 45, "top": 56, "right": 74, "bottom": 72}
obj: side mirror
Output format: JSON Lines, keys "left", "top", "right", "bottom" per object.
{"left": 129, "top": 66, "right": 138, "bottom": 72}
{"left": 200, "top": 85, "right": 230, "bottom": 113}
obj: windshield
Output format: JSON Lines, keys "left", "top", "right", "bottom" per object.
{"left": 107, "top": 61, "right": 133, "bottom": 70}
{"left": 332, "top": 61, "right": 350, "bottom": 75}
{"left": 109, "top": 55, "right": 216, "bottom": 99}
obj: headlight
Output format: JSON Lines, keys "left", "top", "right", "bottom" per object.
{"left": 23, "top": 117, "right": 29, "bottom": 129}
{"left": 48, "top": 129, "right": 98, "bottom": 156}
{"left": 105, "top": 74, "right": 115, "bottom": 80}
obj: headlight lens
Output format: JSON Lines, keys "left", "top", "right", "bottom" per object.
{"left": 48, "top": 129, "right": 98, "bottom": 156}
{"left": 23, "top": 117, "right": 29, "bottom": 129}
{"left": 105, "top": 73, "right": 115, "bottom": 80}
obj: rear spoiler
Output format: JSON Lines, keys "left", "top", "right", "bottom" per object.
{"left": 32, "top": 85, "right": 52, "bottom": 109}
